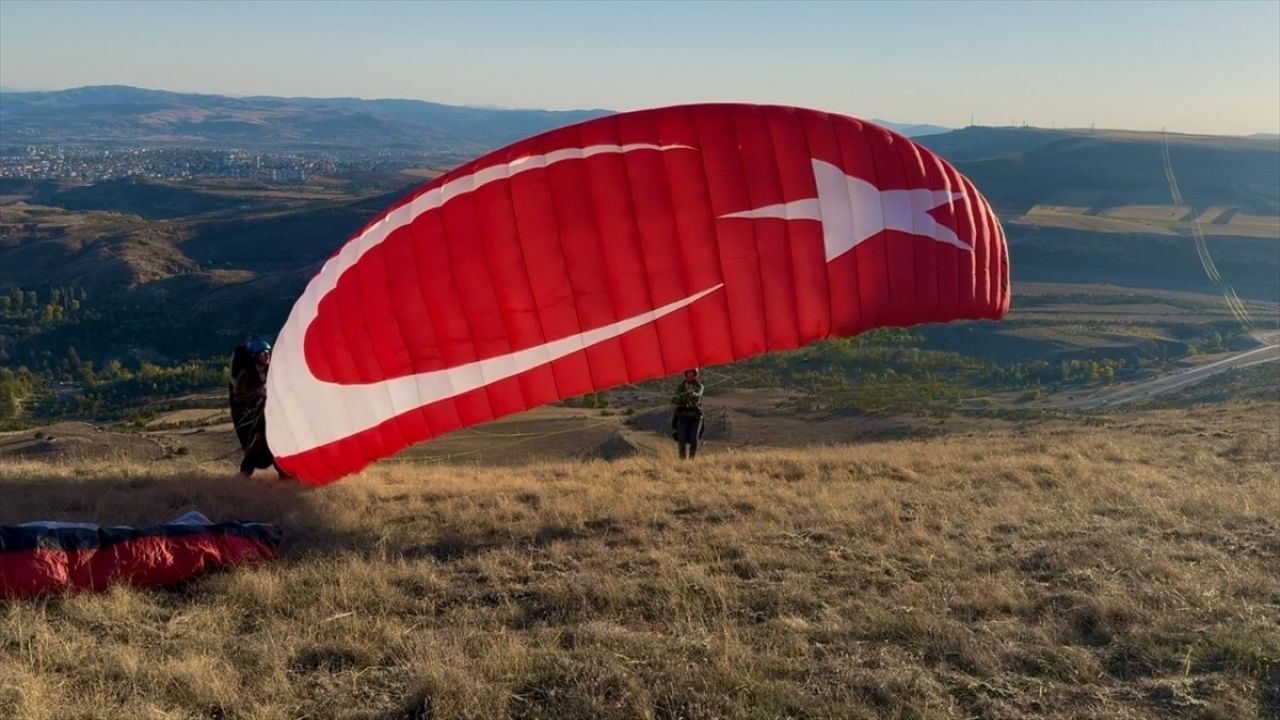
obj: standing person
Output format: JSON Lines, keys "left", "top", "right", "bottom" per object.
{"left": 671, "top": 368, "right": 705, "bottom": 460}
{"left": 229, "top": 339, "right": 288, "bottom": 479}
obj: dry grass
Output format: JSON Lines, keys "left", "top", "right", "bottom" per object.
{"left": 2, "top": 402, "right": 1278, "bottom": 719}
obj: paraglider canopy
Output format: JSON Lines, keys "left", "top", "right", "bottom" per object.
{"left": 265, "top": 104, "right": 1010, "bottom": 483}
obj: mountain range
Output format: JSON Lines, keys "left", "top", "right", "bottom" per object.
{"left": 0, "top": 85, "right": 953, "bottom": 152}
{"left": 0, "top": 86, "right": 612, "bottom": 152}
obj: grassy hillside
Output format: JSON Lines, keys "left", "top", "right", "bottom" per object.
{"left": 919, "top": 127, "right": 1280, "bottom": 216}
{"left": 1007, "top": 227, "right": 1279, "bottom": 301}
{"left": 921, "top": 127, "right": 1280, "bottom": 301}
{"left": 2, "top": 401, "right": 1277, "bottom": 719}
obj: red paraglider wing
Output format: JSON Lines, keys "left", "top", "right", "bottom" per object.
{"left": 265, "top": 104, "right": 1009, "bottom": 483}
{"left": 0, "top": 514, "right": 281, "bottom": 598}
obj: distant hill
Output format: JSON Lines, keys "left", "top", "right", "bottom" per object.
{"left": 31, "top": 179, "right": 258, "bottom": 220}
{"left": 0, "top": 86, "right": 962, "bottom": 152}
{"left": 917, "top": 126, "right": 1280, "bottom": 216}
{"left": 874, "top": 120, "right": 951, "bottom": 137}
{"left": 916, "top": 126, "right": 1279, "bottom": 301}
{"left": 0, "top": 85, "right": 612, "bottom": 152}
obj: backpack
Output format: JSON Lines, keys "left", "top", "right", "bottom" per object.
{"left": 229, "top": 344, "right": 254, "bottom": 394}
{"left": 228, "top": 344, "right": 266, "bottom": 444}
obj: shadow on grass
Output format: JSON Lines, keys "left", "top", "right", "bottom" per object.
{"left": 0, "top": 461, "right": 371, "bottom": 559}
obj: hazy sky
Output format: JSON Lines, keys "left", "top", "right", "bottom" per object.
{"left": 2, "top": 0, "right": 1277, "bottom": 135}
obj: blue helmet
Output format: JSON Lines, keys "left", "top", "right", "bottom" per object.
{"left": 247, "top": 338, "right": 272, "bottom": 358}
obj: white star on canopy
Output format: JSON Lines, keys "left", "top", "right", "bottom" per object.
{"left": 721, "top": 159, "right": 973, "bottom": 261}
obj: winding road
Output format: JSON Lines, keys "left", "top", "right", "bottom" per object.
{"left": 1056, "top": 335, "right": 1279, "bottom": 410}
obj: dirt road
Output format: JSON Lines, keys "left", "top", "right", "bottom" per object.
{"left": 1057, "top": 340, "right": 1279, "bottom": 410}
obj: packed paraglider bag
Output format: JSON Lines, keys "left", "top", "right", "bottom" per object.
{"left": 0, "top": 511, "right": 282, "bottom": 598}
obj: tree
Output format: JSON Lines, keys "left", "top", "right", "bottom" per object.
{"left": 0, "top": 384, "right": 17, "bottom": 419}
{"left": 40, "top": 303, "right": 64, "bottom": 325}
{"left": 104, "top": 360, "right": 128, "bottom": 380}
{"left": 0, "top": 367, "right": 34, "bottom": 420}
{"left": 1102, "top": 364, "right": 1116, "bottom": 383}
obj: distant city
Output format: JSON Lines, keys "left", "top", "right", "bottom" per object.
{"left": 0, "top": 144, "right": 448, "bottom": 184}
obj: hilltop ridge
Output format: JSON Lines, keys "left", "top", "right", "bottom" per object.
{"left": 0, "top": 85, "right": 968, "bottom": 150}
{"left": 0, "top": 85, "right": 611, "bottom": 151}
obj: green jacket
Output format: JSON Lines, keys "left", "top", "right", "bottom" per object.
{"left": 672, "top": 381, "right": 704, "bottom": 418}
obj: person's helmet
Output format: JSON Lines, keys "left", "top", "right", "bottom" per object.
{"left": 247, "top": 338, "right": 272, "bottom": 359}
{"left": 684, "top": 368, "right": 700, "bottom": 380}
